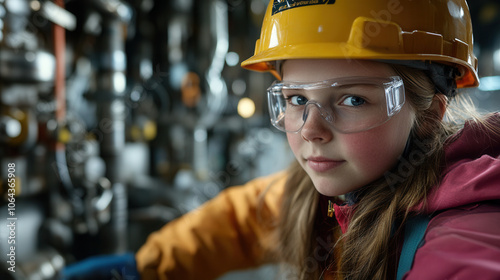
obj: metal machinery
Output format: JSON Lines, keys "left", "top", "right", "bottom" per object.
{"left": 0, "top": 0, "right": 293, "bottom": 279}
{"left": 0, "top": 0, "right": 498, "bottom": 279}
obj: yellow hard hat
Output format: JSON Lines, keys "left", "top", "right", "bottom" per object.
{"left": 241, "top": 0, "right": 478, "bottom": 89}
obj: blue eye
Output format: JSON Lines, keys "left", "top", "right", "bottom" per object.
{"left": 342, "top": 96, "right": 365, "bottom": 106}
{"left": 289, "top": 95, "right": 308, "bottom": 106}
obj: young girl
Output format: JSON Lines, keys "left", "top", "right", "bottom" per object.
{"left": 136, "top": 0, "right": 500, "bottom": 279}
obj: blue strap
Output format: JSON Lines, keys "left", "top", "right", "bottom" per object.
{"left": 396, "top": 215, "right": 431, "bottom": 280}
{"left": 61, "top": 252, "right": 139, "bottom": 280}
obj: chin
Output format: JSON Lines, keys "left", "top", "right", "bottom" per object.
{"left": 312, "top": 180, "right": 347, "bottom": 197}
{"left": 311, "top": 175, "right": 364, "bottom": 197}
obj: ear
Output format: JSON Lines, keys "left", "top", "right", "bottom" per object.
{"left": 430, "top": 93, "right": 447, "bottom": 120}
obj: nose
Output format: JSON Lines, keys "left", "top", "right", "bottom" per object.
{"left": 300, "top": 105, "right": 334, "bottom": 143}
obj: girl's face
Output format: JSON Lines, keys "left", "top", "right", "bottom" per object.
{"left": 283, "top": 59, "right": 416, "bottom": 196}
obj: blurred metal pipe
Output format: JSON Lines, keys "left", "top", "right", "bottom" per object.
{"left": 95, "top": 10, "right": 129, "bottom": 253}
{"left": 51, "top": 1, "right": 75, "bottom": 212}
{"left": 203, "top": 0, "right": 229, "bottom": 125}
{"left": 89, "top": 0, "right": 133, "bottom": 22}
{"left": 194, "top": 0, "right": 229, "bottom": 179}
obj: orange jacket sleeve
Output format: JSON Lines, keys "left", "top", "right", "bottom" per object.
{"left": 135, "top": 171, "right": 287, "bottom": 280}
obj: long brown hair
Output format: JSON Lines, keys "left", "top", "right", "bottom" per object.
{"left": 270, "top": 64, "right": 483, "bottom": 279}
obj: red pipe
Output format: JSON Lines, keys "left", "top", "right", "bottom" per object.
{"left": 53, "top": 0, "right": 66, "bottom": 123}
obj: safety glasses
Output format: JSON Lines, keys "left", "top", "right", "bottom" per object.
{"left": 267, "top": 76, "right": 405, "bottom": 134}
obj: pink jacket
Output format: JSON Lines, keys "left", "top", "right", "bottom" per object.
{"left": 332, "top": 113, "right": 500, "bottom": 279}
{"left": 406, "top": 113, "right": 500, "bottom": 279}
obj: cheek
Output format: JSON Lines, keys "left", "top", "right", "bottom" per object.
{"left": 344, "top": 131, "right": 402, "bottom": 165}
{"left": 287, "top": 133, "right": 302, "bottom": 158}
{"left": 342, "top": 115, "right": 413, "bottom": 178}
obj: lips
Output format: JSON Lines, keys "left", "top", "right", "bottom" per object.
{"left": 306, "top": 157, "right": 344, "bottom": 172}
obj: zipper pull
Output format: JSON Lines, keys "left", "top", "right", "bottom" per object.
{"left": 327, "top": 200, "right": 335, "bottom": 218}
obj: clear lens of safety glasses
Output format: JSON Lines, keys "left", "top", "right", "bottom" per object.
{"left": 267, "top": 76, "right": 405, "bottom": 134}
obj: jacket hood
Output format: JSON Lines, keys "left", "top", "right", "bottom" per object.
{"left": 425, "top": 112, "right": 500, "bottom": 213}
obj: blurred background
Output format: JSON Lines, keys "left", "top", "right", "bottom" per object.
{"left": 0, "top": 0, "right": 498, "bottom": 279}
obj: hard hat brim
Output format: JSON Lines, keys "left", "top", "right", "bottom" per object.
{"left": 241, "top": 43, "right": 478, "bottom": 88}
